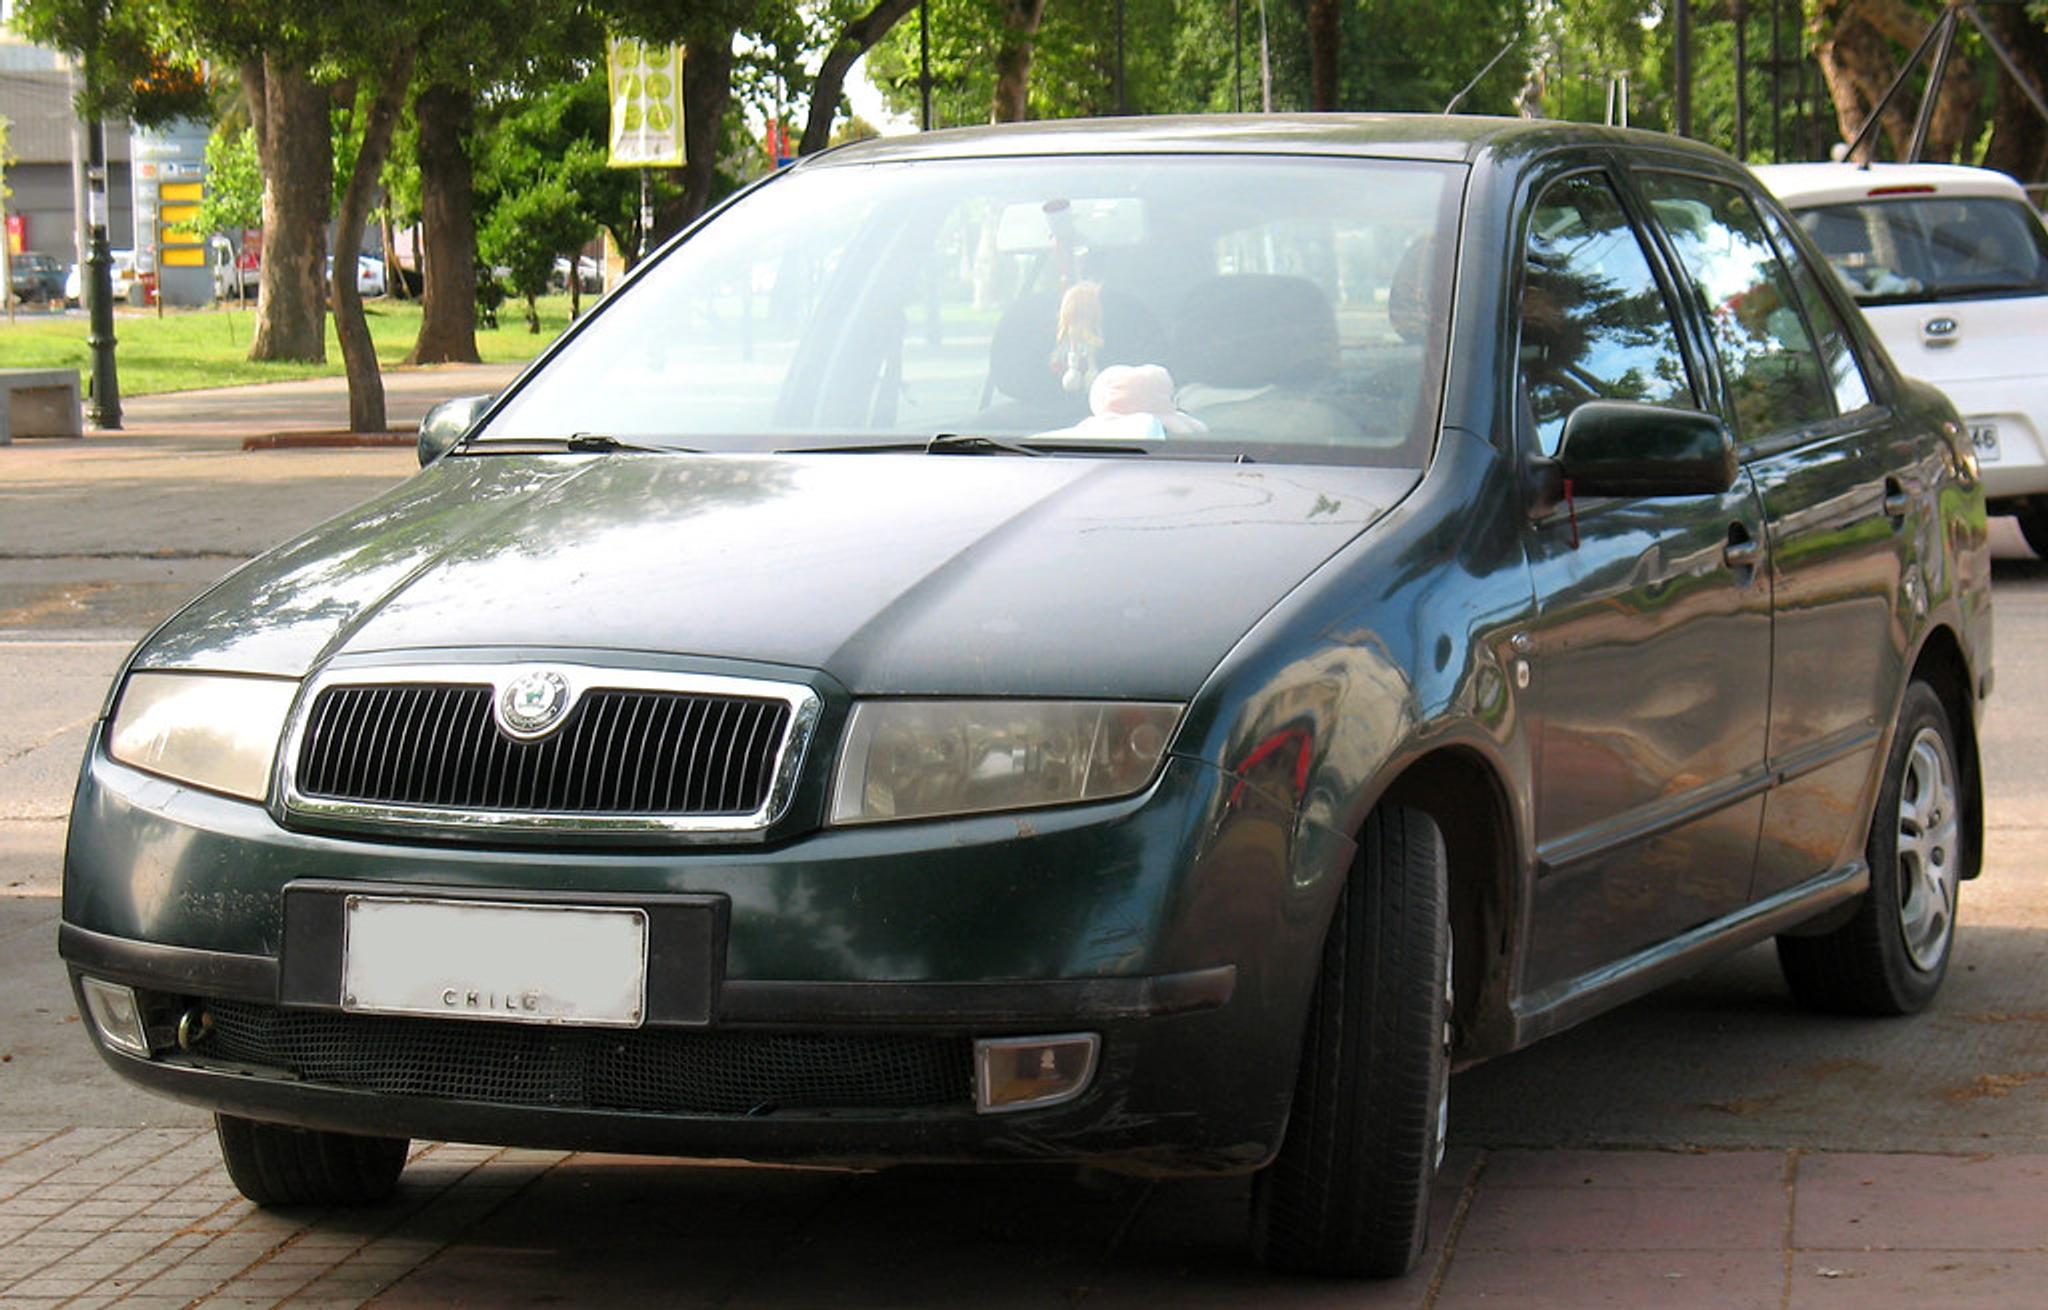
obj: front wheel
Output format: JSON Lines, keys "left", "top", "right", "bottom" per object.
{"left": 1777, "top": 681, "right": 1962, "bottom": 1015}
{"left": 1251, "top": 806, "right": 1450, "bottom": 1277}
{"left": 215, "top": 1114, "right": 408, "bottom": 1207}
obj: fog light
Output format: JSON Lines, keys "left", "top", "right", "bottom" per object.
{"left": 974, "top": 1034, "right": 1099, "bottom": 1114}
{"left": 80, "top": 977, "right": 151, "bottom": 1058}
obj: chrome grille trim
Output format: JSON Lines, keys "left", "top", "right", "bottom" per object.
{"left": 278, "top": 663, "right": 822, "bottom": 839}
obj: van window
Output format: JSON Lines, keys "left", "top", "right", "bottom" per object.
{"left": 1794, "top": 196, "right": 2048, "bottom": 306}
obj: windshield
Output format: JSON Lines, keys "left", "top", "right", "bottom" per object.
{"left": 1794, "top": 195, "right": 2048, "bottom": 306}
{"left": 478, "top": 154, "right": 1461, "bottom": 464}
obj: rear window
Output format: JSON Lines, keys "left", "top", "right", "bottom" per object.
{"left": 1794, "top": 196, "right": 2048, "bottom": 306}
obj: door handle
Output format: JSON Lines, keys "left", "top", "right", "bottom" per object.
{"left": 1882, "top": 476, "right": 1914, "bottom": 520}
{"left": 1723, "top": 538, "right": 1759, "bottom": 570}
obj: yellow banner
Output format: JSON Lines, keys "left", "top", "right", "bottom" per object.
{"left": 607, "top": 37, "right": 685, "bottom": 168}
{"left": 161, "top": 181, "right": 203, "bottom": 202}
{"left": 161, "top": 247, "right": 206, "bottom": 267}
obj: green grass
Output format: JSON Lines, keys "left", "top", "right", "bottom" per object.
{"left": 0, "top": 295, "right": 578, "bottom": 398}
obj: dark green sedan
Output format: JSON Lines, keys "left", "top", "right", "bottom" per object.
{"left": 62, "top": 115, "right": 1990, "bottom": 1277}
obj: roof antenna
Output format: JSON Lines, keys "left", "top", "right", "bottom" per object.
{"left": 1445, "top": 33, "right": 1523, "bottom": 114}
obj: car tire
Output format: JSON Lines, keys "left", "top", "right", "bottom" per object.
{"left": 2015, "top": 502, "right": 2048, "bottom": 560}
{"left": 1777, "top": 681, "right": 1961, "bottom": 1015}
{"left": 214, "top": 1114, "right": 408, "bottom": 1207}
{"left": 1250, "top": 805, "right": 1450, "bottom": 1278}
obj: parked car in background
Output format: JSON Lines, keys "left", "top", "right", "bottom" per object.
{"left": 62, "top": 251, "right": 139, "bottom": 307}
{"left": 551, "top": 254, "right": 603, "bottom": 293}
{"left": 324, "top": 253, "right": 388, "bottom": 298}
{"left": 62, "top": 116, "right": 1990, "bottom": 1279}
{"left": 1756, "top": 161, "right": 2048, "bottom": 553}
{"left": 9, "top": 251, "right": 68, "bottom": 306}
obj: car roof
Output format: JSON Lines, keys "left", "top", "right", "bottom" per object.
{"left": 1753, "top": 161, "right": 2029, "bottom": 206}
{"left": 812, "top": 113, "right": 1741, "bottom": 170}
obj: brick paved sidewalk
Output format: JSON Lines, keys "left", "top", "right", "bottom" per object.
{"left": 5, "top": 1131, "right": 2044, "bottom": 1308}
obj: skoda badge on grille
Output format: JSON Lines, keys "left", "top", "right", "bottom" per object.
{"left": 496, "top": 670, "right": 573, "bottom": 739}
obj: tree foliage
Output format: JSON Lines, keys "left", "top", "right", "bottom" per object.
{"left": 195, "top": 124, "right": 260, "bottom": 238}
{"left": 480, "top": 174, "right": 593, "bottom": 332}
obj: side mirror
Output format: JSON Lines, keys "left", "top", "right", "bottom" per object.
{"left": 417, "top": 394, "right": 493, "bottom": 466}
{"left": 1555, "top": 401, "right": 1738, "bottom": 498}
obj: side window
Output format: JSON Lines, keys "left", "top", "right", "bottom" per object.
{"left": 1638, "top": 174, "right": 1837, "bottom": 440}
{"left": 1519, "top": 172, "right": 1697, "bottom": 456}
{"left": 1759, "top": 205, "right": 1873, "bottom": 415}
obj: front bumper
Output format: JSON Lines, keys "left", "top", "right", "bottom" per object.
{"left": 61, "top": 734, "right": 1358, "bottom": 1175}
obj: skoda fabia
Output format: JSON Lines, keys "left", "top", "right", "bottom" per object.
{"left": 64, "top": 116, "right": 1990, "bottom": 1277}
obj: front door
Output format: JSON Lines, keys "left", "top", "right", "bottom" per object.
{"left": 1512, "top": 167, "right": 1772, "bottom": 999}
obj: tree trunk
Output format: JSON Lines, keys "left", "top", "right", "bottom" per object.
{"left": 1980, "top": 3, "right": 2048, "bottom": 181}
{"left": 1811, "top": 1, "right": 1911, "bottom": 162}
{"left": 1308, "top": 0, "right": 1339, "bottom": 111}
{"left": 677, "top": 35, "right": 737, "bottom": 232}
{"left": 248, "top": 57, "right": 331, "bottom": 362}
{"left": 798, "top": 0, "right": 918, "bottom": 155}
{"left": 332, "top": 52, "right": 415, "bottom": 433}
{"left": 381, "top": 210, "right": 407, "bottom": 301}
{"left": 1811, "top": 0, "right": 1981, "bottom": 164}
{"left": 405, "top": 82, "right": 480, "bottom": 365}
{"left": 525, "top": 292, "right": 540, "bottom": 334}
{"left": 992, "top": 0, "right": 1049, "bottom": 123}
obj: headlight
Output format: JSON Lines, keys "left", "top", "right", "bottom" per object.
{"left": 108, "top": 672, "right": 300, "bottom": 802}
{"left": 830, "top": 700, "right": 1181, "bottom": 825}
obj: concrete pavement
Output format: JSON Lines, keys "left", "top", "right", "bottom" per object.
{"left": 3, "top": 386, "right": 2046, "bottom": 1307}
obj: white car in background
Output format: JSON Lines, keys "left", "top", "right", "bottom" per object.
{"left": 62, "top": 250, "right": 140, "bottom": 306}
{"left": 1756, "top": 161, "right": 2048, "bottom": 554}
{"left": 326, "top": 253, "right": 387, "bottom": 298}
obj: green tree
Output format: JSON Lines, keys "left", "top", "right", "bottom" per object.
{"left": 195, "top": 124, "right": 260, "bottom": 238}
{"left": 480, "top": 175, "right": 594, "bottom": 333}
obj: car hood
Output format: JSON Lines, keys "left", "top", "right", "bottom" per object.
{"left": 137, "top": 452, "right": 1414, "bottom": 698}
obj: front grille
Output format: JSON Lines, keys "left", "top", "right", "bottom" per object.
{"left": 198, "top": 1001, "right": 974, "bottom": 1115}
{"left": 295, "top": 683, "right": 793, "bottom": 816}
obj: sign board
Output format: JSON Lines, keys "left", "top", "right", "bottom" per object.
{"left": 129, "top": 118, "right": 214, "bottom": 306}
{"left": 4, "top": 214, "right": 23, "bottom": 256}
{"left": 607, "top": 37, "right": 686, "bottom": 167}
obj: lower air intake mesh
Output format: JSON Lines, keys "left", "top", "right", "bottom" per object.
{"left": 198, "top": 1001, "right": 973, "bottom": 1115}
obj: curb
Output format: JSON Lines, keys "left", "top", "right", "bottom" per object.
{"left": 240, "top": 429, "right": 416, "bottom": 451}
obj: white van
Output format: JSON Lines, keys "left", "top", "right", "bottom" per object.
{"left": 1755, "top": 161, "right": 2048, "bottom": 553}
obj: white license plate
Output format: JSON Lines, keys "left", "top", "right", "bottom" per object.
{"left": 1970, "top": 422, "right": 2001, "bottom": 462}
{"left": 342, "top": 897, "right": 647, "bottom": 1027}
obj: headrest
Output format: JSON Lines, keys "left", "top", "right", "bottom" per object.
{"left": 988, "top": 287, "right": 1167, "bottom": 408}
{"left": 1170, "top": 274, "right": 1337, "bottom": 389}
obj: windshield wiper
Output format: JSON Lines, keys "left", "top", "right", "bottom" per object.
{"left": 775, "top": 434, "right": 1150, "bottom": 457}
{"left": 927, "top": 432, "right": 1047, "bottom": 456}
{"left": 926, "top": 432, "right": 1149, "bottom": 457}
{"left": 564, "top": 432, "right": 696, "bottom": 454}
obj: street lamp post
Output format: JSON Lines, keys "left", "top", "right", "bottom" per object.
{"left": 84, "top": 116, "right": 121, "bottom": 431}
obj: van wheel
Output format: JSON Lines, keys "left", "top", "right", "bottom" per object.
{"left": 1777, "top": 681, "right": 1961, "bottom": 1015}
{"left": 214, "top": 1114, "right": 408, "bottom": 1207}
{"left": 1251, "top": 806, "right": 1450, "bottom": 1277}
{"left": 2016, "top": 502, "right": 2048, "bottom": 559}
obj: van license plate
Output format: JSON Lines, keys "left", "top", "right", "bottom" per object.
{"left": 342, "top": 896, "right": 647, "bottom": 1027}
{"left": 1970, "top": 422, "right": 2000, "bottom": 461}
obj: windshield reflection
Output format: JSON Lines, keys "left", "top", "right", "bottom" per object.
{"left": 479, "top": 154, "right": 1461, "bottom": 466}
